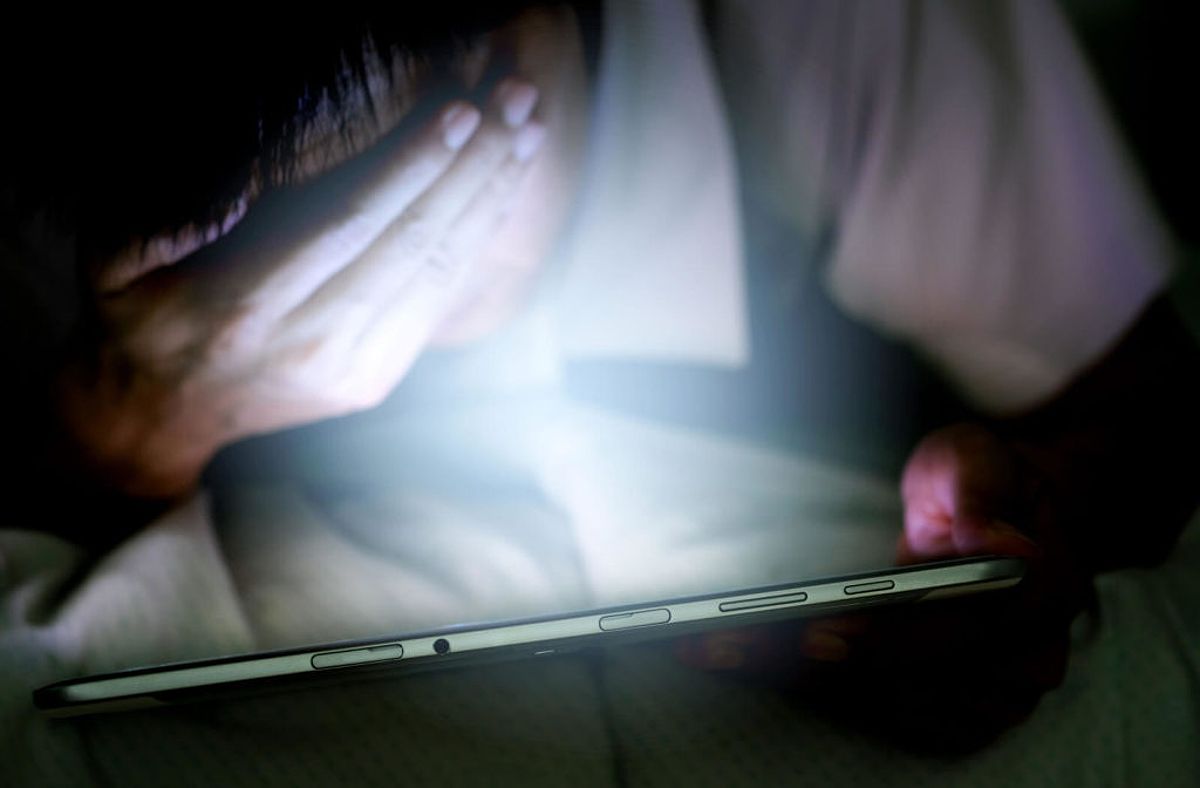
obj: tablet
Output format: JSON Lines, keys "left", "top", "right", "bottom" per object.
{"left": 35, "top": 555, "right": 1024, "bottom": 718}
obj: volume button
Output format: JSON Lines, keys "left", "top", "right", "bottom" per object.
{"left": 719, "top": 591, "right": 808, "bottom": 613}
{"left": 843, "top": 580, "right": 895, "bottom": 596}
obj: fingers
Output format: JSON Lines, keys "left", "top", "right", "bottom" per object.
{"left": 897, "top": 516, "right": 1040, "bottom": 565}
{"left": 672, "top": 424, "right": 1080, "bottom": 753}
{"left": 346, "top": 123, "right": 545, "bottom": 393}
{"left": 264, "top": 78, "right": 545, "bottom": 409}
{"left": 247, "top": 99, "right": 484, "bottom": 315}
{"left": 900, "top": 425, "right": 1041, "bottom": 562}
{"left": 283, "top": 78, "right": 543, "bottom": 326}
{"left": 674, "top": 598, "right": 1071, "bottom": 752}
{"left": 441, "top": 122, "right": 546, "bottom": 262}
{"left": 675, "top": 615, "right": 869, "bottom": 676}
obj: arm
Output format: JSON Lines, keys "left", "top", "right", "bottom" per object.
{"left": 995, "top": 295, "right": 1200, "bottom": 573}
{"left": 901, "top": 294, "right": 1199, "bottom": 577}
{"left": 688, "top": 0, "right": 1196, "bottom": 749}
{"left": 678, "top": 297, "right": 1198, "bottom": 752}
{"left": 15, "top": 79, "right": 546, "bottom": 544}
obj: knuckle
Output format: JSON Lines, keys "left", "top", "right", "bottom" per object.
{"left": 395, "top": 213, "right": 436, "bottom": 255}
{"left": 271, "top": 344, "right": 389, "bottom": 417}
{"left": 207, "top": 304, "right": 267, "bottom": 357}
{"left": 474, "top": 163, "right": 524, "bottom": 216}
{"left": 424, "top": 245, "right": 465, "bottom": 286}
{"left": 467, "top": 120, "right": 515, "bottom": 159}
{"left": 312, "top": 210, "right": 378, "bottom": 260}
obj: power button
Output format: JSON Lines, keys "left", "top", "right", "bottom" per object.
{"left": 598, "top": 608, "right": 671, "bottom": 631}
{"left": 311, "top": 643, "right": 404, "bottom": 670}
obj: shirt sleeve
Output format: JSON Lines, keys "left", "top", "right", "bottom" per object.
{"left": 715, "top": 0, "right": 1175, "bottom": 412}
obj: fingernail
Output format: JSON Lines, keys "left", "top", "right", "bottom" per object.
{"left": 701, "top": 636, "right": 745, "bottom": 670}
{"left": 513, "top": 122, "right": 546, "bottom": 162}
{"left": 498, "top": 80, "right": 538, "bottom": 127}
{"left": 441, "top": 104, "right": 481, "bottom": 150}
{"left": 799, "top": 630, "right": 849, "bottom": 662}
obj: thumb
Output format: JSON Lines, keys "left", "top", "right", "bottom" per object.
{"left": 900, "top": 425, "right": 1040, "bottom": 562}
{"left": 949, "top": 479, "right": 1040, "bottom": 557}
{"left": 899, "top": 489, "right": 1041, "bottom": 563}
{"left": 950, "top": 515, "right": 1042, "bottom": 559}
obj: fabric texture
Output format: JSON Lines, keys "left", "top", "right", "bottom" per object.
{"left": 714, "top": 0, "right": 1172, "bottom": 412}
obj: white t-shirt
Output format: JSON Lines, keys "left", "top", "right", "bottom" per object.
{"left": 553, "top": 0, "right": 1172, "bottom": 413}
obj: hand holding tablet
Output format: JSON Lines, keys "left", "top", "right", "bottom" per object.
{"left": 677, "top": 424, "right": 1091, "bottom": 753}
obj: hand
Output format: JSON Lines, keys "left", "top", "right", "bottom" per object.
{"left": 55, "top": 78, "right": 547, "bottom": 499}
{"left": 677, "top": 424, "right": 1093, "bottom": 753}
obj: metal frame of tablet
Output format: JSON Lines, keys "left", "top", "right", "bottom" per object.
{"left": 34, "top": 556, "right": 1024, "bottom": 717}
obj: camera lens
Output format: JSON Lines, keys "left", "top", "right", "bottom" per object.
{"left": 433, "top": 638, "right": 450, "bottom": 655}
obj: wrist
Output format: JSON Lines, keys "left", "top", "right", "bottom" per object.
{"left": 974, "top": 298, "right": 1200, "bottom": 572}
{"left": 53, "top": 352, "right": 217, "bottom": 500}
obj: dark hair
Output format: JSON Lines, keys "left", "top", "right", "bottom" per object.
{"left": 2, "top": 4, "right": 599, "bottom": 263}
